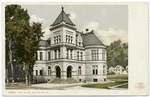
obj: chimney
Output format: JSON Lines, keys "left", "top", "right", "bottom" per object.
{"left": 67, "top": 13, "right": 71, "bottom": 19}
{"left": 86, "top": 28, "right": 89, "bottom": 33}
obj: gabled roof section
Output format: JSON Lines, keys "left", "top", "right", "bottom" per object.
{"left": 51, "top": 7, "right": 75, "bottom": 26}
{"left": 81, "top": 30, "right": 105, "bottom": 46}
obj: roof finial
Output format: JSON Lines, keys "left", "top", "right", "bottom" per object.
{"left": 62, "top": 6, "right": 64, "bottom": 11}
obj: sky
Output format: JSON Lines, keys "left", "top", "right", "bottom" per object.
{"left": 21, "top": 5, "right": 128, "bottom": 45}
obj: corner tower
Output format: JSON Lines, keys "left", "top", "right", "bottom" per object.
{"left": 50, "top": 7, "right": 77, "bottom": 61}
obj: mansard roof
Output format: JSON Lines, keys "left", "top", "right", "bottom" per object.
{"left": 51, "top": 7, "right": 75, "bottom": 26}
{"left": 39, "top": 40, "right": 49, "bottom": 47}
{"left": 81, "top": 30, "right": 105, "bottom": 46}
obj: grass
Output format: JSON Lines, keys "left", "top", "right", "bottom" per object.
{"left": 117, "top": 84, "right": 128, "bottom": 88}
{"left": 82, "top": 81, "right": 128, "bottom": 89}
{"left": 107, "top": 76, "right": 128, "bottom": 80}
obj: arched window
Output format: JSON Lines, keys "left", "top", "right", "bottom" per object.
{"left": 78, "top": 66, "right": 81, "bottom": 75}
{"left": 48, "top": 66, "right": 51, "bottom": 75}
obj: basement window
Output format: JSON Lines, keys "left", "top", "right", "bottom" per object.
{"left": 93, "top": 79, "right": 98, "bottom": 82}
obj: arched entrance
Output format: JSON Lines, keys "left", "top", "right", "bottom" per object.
{"left": 56, "top": 66, "right": 61, "bottom": 78}
{"left": 67, "top": 66, "right": 72, "bottom": 78}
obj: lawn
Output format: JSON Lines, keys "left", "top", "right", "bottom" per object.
{"left": 82, "top": 81, "right": 128, "bottom": 89}
{"left": 107, "top": 76, "right": 128, "bottom": 80}
{"left": 117, "top": 84, "right": 128, "bottom": 88}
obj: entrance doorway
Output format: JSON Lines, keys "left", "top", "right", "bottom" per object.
{"left": 56, "top": 66, "right": 61, "bottom": 78}
{"left": 67, "top": 66, "right": 72, "bottom": 78}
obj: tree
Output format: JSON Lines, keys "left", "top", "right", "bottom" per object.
{"left": 107, "top": 40, "right": 128, "bottom": 68}
{"left": 5, "top": 5, "right": 30, "bottom": 84}
{"left": 5, "top": 5, "right": 44, "bottom": 85}
{"left": 19, "top": 22, "right": 44, "bottom": 85}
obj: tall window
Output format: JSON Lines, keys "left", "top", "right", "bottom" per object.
{"left": 80, "top": 52, "right": 83, "bottom": 60}
{"left": 40, "top": 70, "right": 43, "bottom": 75}
{"left": 66, "top": 35, "right": 73, "bottom": 43}
{"left": 54, "top": 35, "right": 61, "bottom": 44}
{"left": 71, "top": 36, "right": 73, "bottom": 43}
{"left": 48, "top": 52, "right": 50, "bottom": 60}
{"left": 40, "top": 52, "right": 43, "bottom": 60}
{"left": 97, "top": 50, "right": 99, "bottom": 60}
{"left": 91, "top": 50, "right": 99, "bottom": 60}
{"left": 48, "top": 66, "right": 51, "bottom": 75}
{"left": 70, "top": 50, "right": 72, "bottom": 59}
{"left": 55, "top": 50, "right": 57, "bottom": 59}
{"left": 66, "top": 35, "right": 68, "bottom": 42}
{"left": 93, "top": 65, "right": 98, "bottom": 75}
{"left": 68, "top": 36, "right": 70, "bottom": 43}
{"left": 67, "top": 49, "right": 69, "bottom": 59}
{"left": 102, "top": 50, "right": 105, "bottom": 60}
{"left": 36, "top": 52, "right": 38, "bottom": 60}
{"left": 59, "top": 35, "right": 61, "bottom": 42}
{"left": 103, "top": 66, "right": 106, "bottom": 75}
{"left": 78, "top": 66, "right": 81, "bottom": 75}
{"left": 77, "top": 51, "right": 79, "bottom": 60}
{"left": 58, "top": 50, "right": 60, "bottom": 58}
{"left": 36, "top": 70, "right": 38, "bottom": 75}
{"left": 54, "top": 37, "right": 56, "bottom": 43}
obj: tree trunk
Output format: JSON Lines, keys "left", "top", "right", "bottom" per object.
{"left": 29, "top": 73, "right": 31, "bottom": 86}
{"left": 25, "top": 65, "right": 28, "bottom": 86}
{"left": 9, "top": 39, "right": 14, "bottom": 84}
{"left": 6, "top": 67, "right": 9, "bottom": 85}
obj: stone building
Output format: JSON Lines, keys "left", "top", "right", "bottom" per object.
{"left": 33, "top": 7, "right": 107, "bottom": 83}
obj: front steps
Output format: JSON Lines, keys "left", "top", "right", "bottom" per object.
{"left": 50, "top": 77, "right": 79, "bottom": 84}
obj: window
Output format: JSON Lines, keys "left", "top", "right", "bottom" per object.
{"left": 97, "top": 50, "right": 99, "bottom": 60}
{"left": 36, "top": 70, "right": 38, "bottom": 75}
{"left": 54, "top": 35, "right": 61, "bottom": 44}
{"left": 80, "top": 52, "right": 83, "bottom": 60}
{"left": 93, "top": 65, "right": 98, "bottom": 75}
{"left": 67, "top": 49, "right": 69, "bottom": 59}
{"left": 68, "top": 36, "right": 70, "bottom": 43}
{"left": 40, "top": 70, "right": 43, "bottom": 75}
{"left": 66, "top": 35, "right": 68, "bottom": 42}
{"left": 71, "top": 37, "right": 73, "bottom": 43}
{"left": 70, "top": 50, "right": 72, "bottom": 59}
{"left": 58, "top": 50, "right": 60, "bottom": 58}
{"left": 93, "top": 79, "right": 98, "bottom": 82}
{"left": 48, "top": 52, "right": 50, "bottom": 60}
{"left": 66, "top": 35, "right": 73, "bottom": 43}
{"left": 55, "top": 50, "right": 57, "bottom": 59}
{"left": 36, "top": 52, "right": 38, "bottom": 60}
{"left": 54, "top": 37, "right": 56, "bottom": 43}
{"left": 91, "top": 50, "right": 99, "bottom": 60}
{"left": 77, "top": 51, "right": 79, "bottom": 60}
{"left": 102, "top": 50, "right": 105, "bottom": 60}
{"left": 103, "top": 66, "right": 106, "bottom": 75}
{"left": 59, "top": 35, "right": 61, "bottom": 42}
{"left": 104, "top": 78, "right": 106, "bottom": 82}
{"left": 40, "top": 52, "right": 43, "bottom": 60}
{"left": 48, "top": 66, "right": 51, "bottom": 75}
{"left": 78, "top": 66, "right": 81, "bottom": 75}
{"left": 79, "top": 42, "right": 81, "bottom": 46}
